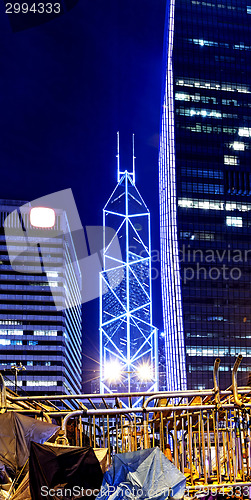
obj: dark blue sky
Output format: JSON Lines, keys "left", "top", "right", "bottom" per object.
{"left": 0, "top": 0, "right": 166, "bottom": 386}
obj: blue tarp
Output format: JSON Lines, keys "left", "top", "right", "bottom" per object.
{"left": 97, "top": 447, "right": 186, "bottom": 500}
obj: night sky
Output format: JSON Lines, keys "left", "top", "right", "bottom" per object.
{"left": 0, "top": 0, "right": 166, "bottom": 388}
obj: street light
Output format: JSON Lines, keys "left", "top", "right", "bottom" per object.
{"left": 103, "top": 360, "right": 153, "bottom": 385}
{"left": 11, "top": 363, "right": 26, "bottom": 393}
{"left": 104, "top": 360, "right": 122, "bottom": 383}
{"left": 137, "top": 362, "right": 153, "bottom": 382}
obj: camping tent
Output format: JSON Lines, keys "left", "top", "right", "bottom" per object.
{"left": 29, "top": 442, "right": 103, "bottom": 500}
{"left": 0, "top": 413, "right": 59, "bottom": 473}
{"left": 97, "top": 447, "right": 186, "bottom": 500}
{"left": 8, "top": 447, "right": 107, "bottom": 500}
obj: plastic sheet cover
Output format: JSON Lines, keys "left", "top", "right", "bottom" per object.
{"left": 29, "top": 442, "right": 103, "bottom": 500}
{"left": 97, "top": 447, "right": 186, "bottom": 500}
{"left": 0, "top": 413, "right": 59, "bottom": 473}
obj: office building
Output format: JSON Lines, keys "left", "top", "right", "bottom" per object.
{"left": 159, "top": 0, "right": 251, "bottom": 390}
{"left": 0, "top": 199, "right": 82, "bottom": 394}
{"left": 100, "top": 151, "right": 158, "bottom": 397}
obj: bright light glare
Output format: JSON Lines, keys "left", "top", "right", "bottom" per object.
{"left": 104, "top": 360, "right": 121, "bottom": 382}
{"left": 30, "top": 207, "right": 56, "bottom": 228}
{"left": 137, "top": 363, "right": 152, "bottom": 381}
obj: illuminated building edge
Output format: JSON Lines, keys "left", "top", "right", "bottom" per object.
{"left": 159, "top": 0, "right": 187, "bottom": 391}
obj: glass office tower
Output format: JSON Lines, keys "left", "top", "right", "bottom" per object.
{"left": 160, "top": 0, "right": 251, "bottom": 390}
{"left": 0, "top": 200, "right": 82, "bottom": 394}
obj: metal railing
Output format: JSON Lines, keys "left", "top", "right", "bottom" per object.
{"left": 2, "top": 356, "right": 251, "bottom": 496}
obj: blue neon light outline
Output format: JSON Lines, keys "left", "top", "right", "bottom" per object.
{"left": 159, "top": 0, "right": 187, "bottom": 391}
{"left": 100, "top": 169, "right": 158, "bottom": 396}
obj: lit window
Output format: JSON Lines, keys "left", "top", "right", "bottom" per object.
{"left": 238, "top": 128, "right": 251, "bottom": 137}
{"left": 247, "top": 6, "right": 251, "bottom": 14}
{"left": 5, "top": 381, "right": 23, "bottom": 386}
{"left": 234, "top": 43, "right": 251, "bottom": 51}
{"left": 0, "top": 330, "right": 24, "bottom": 336}
{"left": 46, "top": 271, "right": 59, "bottom": 278}
{"left": 26, "top": 381, "right": 57, "bottom": 386}
{"left": 0, "top": 339, "right": 10, "bottom": 345}
{"left": 207, "top": 316, "right": 226, "bottom": 322}
{"left": 178, "top": 199, "right": 251, "bottom": 212}
{"left": 0, "top": 320, "right": 22, "bottom": 325}
{"left": 225, "top": 202, "right": 251, "bottom": 212}
{"left": 222, "top": 99, "right": 238, "bottom": 106}
{"left": 175, "top": 93, "right": 190, "bottom": 101}
{"left": 178, "top": 198, "right": 224, "bottom": 210}
{"left": 176, "top": 78, "right": 251, "bottom": 93}
{"left": 34, "top": 330, "right": 57, "bottom": 336}
{"left": 224, "top": 156, "right": 239, "bottom": 165}
{"left": 48, "top": 281, "right": 58, "bottom": 288}
{"left": 189, "top": 38, "right": 218, "bottom": 47}
{"left": 226, "top": 216, "right": 243, "bottom": 227}
{"left": 231, "top": 142, "right": 245, "bottom": 151}
{"left": 193, "top": 232, "right": 215, "bottom": 241}
{"left": 189, "top": 108, "right": 221, "bottom": 118}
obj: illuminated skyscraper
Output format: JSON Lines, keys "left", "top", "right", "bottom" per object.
{"left": 0, "top": 199, "right": 82, "bottom": 394}
{"left": 100, "top": 139, "right": 158, "bottom": 397}
{"left": 160, "top": 0, "right": 251, "bottom": 390}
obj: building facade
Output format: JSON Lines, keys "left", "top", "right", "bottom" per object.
{"left": 0, "top": 199, "right": 82, "bottom": 394}
{"left": 100, "top": 158, "right": 158, "bottom": 397}
{"left": 160, "top": 0, "right": 251, "bottom": 390}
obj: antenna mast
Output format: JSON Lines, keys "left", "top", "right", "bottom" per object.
{"left": 132, "top": 133, "right": 136, "bottom": 184}
{"left": 117, "top": 131, "right": 120, "bottom": 183}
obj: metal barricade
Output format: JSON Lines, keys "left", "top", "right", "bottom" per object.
{"left": 3, "top": 356, "right": 251, "bottom": 496}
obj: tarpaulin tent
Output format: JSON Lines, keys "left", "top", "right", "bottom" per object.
{"left": 0, "top": 413, "right": 59, "bottom": 473}
{"left": 29, "top": 442, "right": 103, "bottom": 500}
{"left": 7, "top": 447, "right": 107, "bottom": 500}
{"left": 97, "top": 447, "right": 186, "bottom": 500}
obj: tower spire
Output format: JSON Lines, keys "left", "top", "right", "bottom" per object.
{"left": 116, "top": 131, "right": 120, "bottom": 183}
{"left": 116, "top": 132, "right": 136, "bottom": 184}
{"left": 132, "top": 133, "right": 136, "bottom": 184}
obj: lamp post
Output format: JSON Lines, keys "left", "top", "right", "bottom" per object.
{"left": 11, "top": 362, "right": 26, "bottom": 393}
